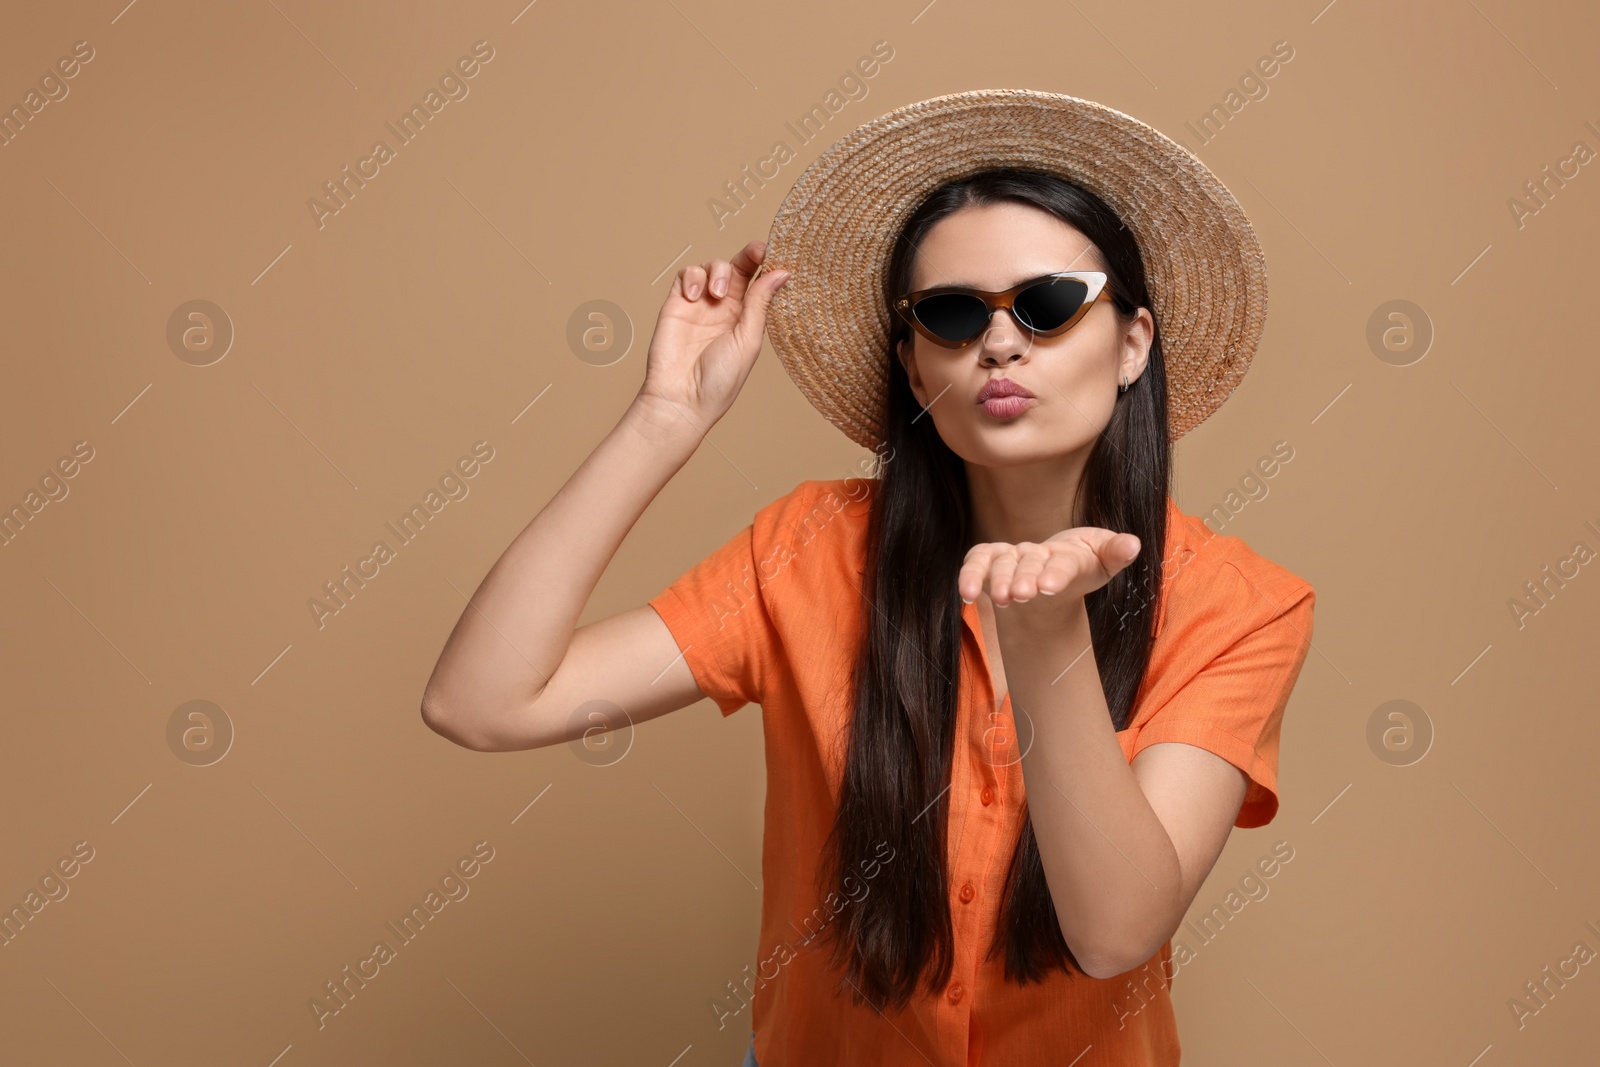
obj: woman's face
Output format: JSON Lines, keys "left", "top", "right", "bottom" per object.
{"left": 895, "top": 201, "right": 1153, "bottom": 467}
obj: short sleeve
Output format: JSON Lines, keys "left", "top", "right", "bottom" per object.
{"left": 1129, "top": 569, "right": 1315, "bottom": 828}
{"left": 646, "top": 509, "right": 789, "bottom": 718}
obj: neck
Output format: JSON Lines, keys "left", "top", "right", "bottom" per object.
{"left": 964, "top": 449, "right": 1091, "bottom": 545}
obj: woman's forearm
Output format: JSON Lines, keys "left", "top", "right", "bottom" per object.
{"left": 420, "top": 238, "right": 789, "bottom": 744}
{"left": 420, "top": 393, "right": 702, "bottom": 732}
{"left": 1001, "top": 597, "right": 1184, "bottom": 978}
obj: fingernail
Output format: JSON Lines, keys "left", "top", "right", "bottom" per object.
{"left": 686, "top": 282, "right": 700, "bottom": 299}
{"left": 712, "top": 277, "right": 727, "bottom": 296}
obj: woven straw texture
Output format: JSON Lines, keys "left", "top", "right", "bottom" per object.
{"left": 761, "top": 88, "right": 1269, "bottom": 449}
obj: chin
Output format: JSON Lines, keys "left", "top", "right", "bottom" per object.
{"left": 946, "top": 420, "right": 1101, "bottom": 466}
{"left": 948, "top": 428, "right": 1051, "bottom": 465}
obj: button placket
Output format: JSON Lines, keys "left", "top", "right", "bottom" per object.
{"left": 948, "top": 600, "right": 1005, "bottom": 1044}
{"left": 935, "top": 601, "right": 982, "bottom": 1046}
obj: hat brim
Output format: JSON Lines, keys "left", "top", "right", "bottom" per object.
{"left": 761, "top": 88, "right": 1269, "bottom": 449}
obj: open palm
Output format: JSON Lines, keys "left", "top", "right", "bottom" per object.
{"left": 960, "top": 527, "right": 1143, "bottom": 626}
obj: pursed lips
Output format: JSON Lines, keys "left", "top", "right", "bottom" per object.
{"left": 976, "top": 379, "right": 1037, "bottom": 418}
{"left": 976, "top": 379, "right": 1036, "bottom": 403}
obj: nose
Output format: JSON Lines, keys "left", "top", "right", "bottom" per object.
{"left": 978, "top": 308, "right": 1028, "bottom": 365}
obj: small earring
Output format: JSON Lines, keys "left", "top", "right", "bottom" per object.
{"left": 1119, "top": 374, "right": 1130, "bottom": 394}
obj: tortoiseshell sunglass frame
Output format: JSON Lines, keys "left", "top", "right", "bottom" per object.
{"left": 892, "top": 270, "right": 1116, "bottom": 349}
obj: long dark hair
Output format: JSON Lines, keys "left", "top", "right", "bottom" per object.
{"left": 813, "top": 167, "right": 1173, "bottom": 1009}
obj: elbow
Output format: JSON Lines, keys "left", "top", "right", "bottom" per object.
{"left": 1076, "top": 938, "right": 1151, "bottom": 980}
{"left": 420, "top": 691, "right": 549, "bottom": 753}
{"left": 1067, "top": 921, "right": 1177, "bottom": 981}
{"left": 1076, "top": 949, "right": 1128, "bottom": 981}
{"left": 421, "top": 695, "right": 463, "bottom": 745}
{"left": 1057, "top": 909, "right": 1132, "bottom": 980}
{"left": 1078, "top": 950, "right": 1137, "bottom": 981}
{"left": 1058, "top": 916, "right": 1115, "bottom": 979}
{"left": 421, "top": 694, "right": 491, "bottom": 751}
{"left": 1057, "top": 874, "right": 1185, "bottom": 981}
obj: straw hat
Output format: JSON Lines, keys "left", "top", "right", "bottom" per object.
{"left": 759, "top": 88, "right": 1269, "bottom": 449}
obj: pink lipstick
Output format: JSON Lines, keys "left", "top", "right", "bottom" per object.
{"left": 977, "top": 378, "right": 1036, "bottom": 420}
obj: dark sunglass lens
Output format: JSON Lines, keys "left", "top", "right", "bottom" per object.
{"left": 1013, "top": 277, "right": 1089, "bottom": 332}
{"left": 913, "top": 294, "right": 989, "bottom": 343}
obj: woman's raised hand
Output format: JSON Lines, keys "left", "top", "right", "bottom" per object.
{"left": 635, "top": 239, "right": 791, "bottom": 434}
{"left": 959, "top": 528, "right": 1143, "bottom": 625}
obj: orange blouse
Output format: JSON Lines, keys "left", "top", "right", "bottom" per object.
{"left": 648, "top": 477, "right": 1315, "bottom": 1066}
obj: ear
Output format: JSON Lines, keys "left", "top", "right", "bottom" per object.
{"left": 1119, "top": 306, "right": 1154, "bottom": 389}
{"left": 896, "top": 337, "right": 925, "bottom": 407}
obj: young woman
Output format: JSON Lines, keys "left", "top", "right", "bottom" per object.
{"left": 422, "top": 92, "right": 1315, "bottom": 1066}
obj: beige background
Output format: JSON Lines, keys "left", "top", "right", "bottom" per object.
{"left": 2, "top": 0, "right": 1598, "bottom": 1063}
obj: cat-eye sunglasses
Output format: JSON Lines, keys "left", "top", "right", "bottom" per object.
{"left": 893, "top": 270, "right": 1119, "bottom": 349}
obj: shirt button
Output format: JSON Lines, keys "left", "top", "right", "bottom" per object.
{"left": 980, "top": 786, "right": 994, "bottom": 806}
{"left": 948, "top": 982, "right": 964, "bottom": 1003}
{"left": 959, "top": 883, "right": 975, "bottom": 903}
